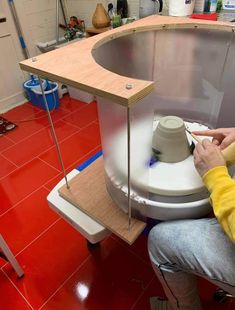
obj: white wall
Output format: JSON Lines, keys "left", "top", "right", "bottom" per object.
{"left": 66, "top": 0, "right": 140, "bottom": 29}
{"left": 14, "top": 0, "right": 140, "bottom": 57}
{"left": 0, "top": 0, "right": 28, "bottom": 112}
{"left": 14, "top": 0, "right": 65, "bottom": 56}
{"left": 66, "top": 0, "right": 106, "bottom": 28}
{"left": 1, "top": 0, "right": 140, "bottom": 111}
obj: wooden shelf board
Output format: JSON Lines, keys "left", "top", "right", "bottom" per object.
{"left": 19, "top": 16, "right": 233, "bottom": 107}
{"left": 58, "top": 157, "right": 146, "bottom": 245}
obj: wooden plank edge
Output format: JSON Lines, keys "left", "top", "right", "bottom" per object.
{"left": 58, "top": 188, "right": 146, "bottom": 245}
{"left": 19, "top": 62, "right": 154, "bottom": 107}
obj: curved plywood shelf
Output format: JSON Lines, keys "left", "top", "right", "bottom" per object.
{"left": 19, "top": 16, "right": 234, "bottom": 107}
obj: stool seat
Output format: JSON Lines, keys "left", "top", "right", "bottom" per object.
{"left": 47, "top": 169, "right": 111, "bottom": 244}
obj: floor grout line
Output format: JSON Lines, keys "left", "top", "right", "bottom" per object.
{"left": 1, "top": 218, "right": 61, "bottom": 268}
{"left": 0, "top": 182, "right": 59, "bottom": 218}
{"left": 1, "top": 119, "right": 62, "bottom": 150}
{"left": 38, "top": 254, "right": 92, "bottom": 310}
{"left": 4, "top": 115, "right": 61, "bottom": 144}
{"left": 63, "top": 145, "right": 102, "bottom": 172}
{"left": 0, "top": 101, "right": 116, "bottom": 309}
{"left": 0, "top": 167, "right": 20, "bottom": 181}
{"left": 1, "top": 103, "right": 80, "bottom": 147}
{"left": 130, "top": 275, "right": 156, "bottom": 310}
{"left": 0, "top": 142, "right": 100, "bottom": 218}
{"left": 1, "top": 268, "right": 34, "bottom": 309}
{"left": 0, "top": 152, "right": 19, "bottom": 167}
{"left": 37, "top": 157, "right": 62, "bottom": 173}
{"left": 42, "top": 144, "right": 101, "bottom": 191}
{"left": 110, "top": 234, "right": 151, "bottom": 268}
{"left": 35, "top": 126, "right": 100, "bottom": 172}
{"left": 1, "top": 114, "right": 98, "bottom": 171}
{"left": 18, "top": 125, "right": 84, "bottom": 168}
{"left": 0, "top": 114, "right": 86, "bottom": 169}
{"left": 1, "top": 135, "right": 17, "bottom": 144}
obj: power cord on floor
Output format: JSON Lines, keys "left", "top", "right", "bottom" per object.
{"left": 0, "top": 92, "right": 72, "bottom": 124}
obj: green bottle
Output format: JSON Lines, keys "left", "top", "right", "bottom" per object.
{"left": 204, "top": 0, "right": 218, "bottom": 13}
{"left": 216, "top": 0, "right": 223, "bottom": 12}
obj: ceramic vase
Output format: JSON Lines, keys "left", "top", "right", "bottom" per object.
{"left": 92, "top": 3, "right": 110, "bottom": 29}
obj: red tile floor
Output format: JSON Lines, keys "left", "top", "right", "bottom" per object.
{"left": 0, "top": 96, "right": 234, "bottom": 309}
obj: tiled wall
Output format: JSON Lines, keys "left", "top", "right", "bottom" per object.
{"left": 14, "top": 0, "right": 140, "bottom": 56}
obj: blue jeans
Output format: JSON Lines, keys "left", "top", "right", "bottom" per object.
{"left": 148, "top": 218, "right": 235, "bottom": 310}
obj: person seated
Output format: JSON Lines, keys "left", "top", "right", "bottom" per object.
{"left": 148, "top": 127, "right": 235, "bottom": 310}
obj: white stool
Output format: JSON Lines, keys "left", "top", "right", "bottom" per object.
{"left": 0, "top": 235, "right": 24, "bottom": 277}
{"left": 47, "top": 169, "right": 111, "bottom": 246}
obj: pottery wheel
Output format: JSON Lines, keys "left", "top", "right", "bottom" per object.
{"left": 110, "top": 120, "right": 210, "bottom": 196}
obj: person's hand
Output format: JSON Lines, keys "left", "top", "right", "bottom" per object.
{"left": 192, "top": 127, "right": 235, "bottom": 150}
{"left": 193, "top": 139, "right": 226, "bottom": 177}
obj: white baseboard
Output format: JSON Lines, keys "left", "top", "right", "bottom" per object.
{"left": 0, "top": 91, "right": 27, "bottom": 114}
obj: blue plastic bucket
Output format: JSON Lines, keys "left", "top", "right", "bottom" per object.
{"left": 24, "top": 80, "right": 59, "bottom": 111}
{"left": 23, "top": 77, "right": 46, "bottom": 103}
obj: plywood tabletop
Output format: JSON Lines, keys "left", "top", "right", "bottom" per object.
{"left": 20, "top": 15, "right": 234, "bottom": 107}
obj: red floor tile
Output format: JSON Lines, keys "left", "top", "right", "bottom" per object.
{"left": 41, "top": 237, "right": 153, "bottom": 310}
{"left": 0, "top": 154, "right": 17, "bottom": 179}
{"left": 3, "top": 219, "right": 91, "bottom": 309}
{"left": 43, "top": 145, "right": 101, "bottom": 191}
{"left": 59, "top": 95, "right": 87, "bottom": 112}
{"left": 0, "top": 158, "right": 59, "bottom": 215}
{"left": 111, "top": 233, "right": 151, "bottom": 266}
{"left": 0, "top": 187, "right": 59, "bottom": 255}
{"left": 39, "top": 123, "right": 101, "bottom": 170}
{"left": 6, "top": 111, "right": 50, "bottom": 143}
{"left": 2, "top": 102, "right": 42, "bottom": 121}
{"left": 0, "top": 135, "right": 15, "bottom": 152}
{"left": 197, "top": 277, "right": 235, "bottom": 310}
{"left": 2, "top": 120, "right": 79, "bottom": 166}
{"left": 6, "top": 104, "right": 73, "bottom": 143}
{"left": 0, "top": 270, "right": 32, "bottom": 310}
{"left": 43, "top": 172, "right": 64, "bottom": 192}
{"left": 46, "top": 105, "right": 72, "bottom": 123}
{"left": 62, "top": 102, "right": 98, "bottom": 129}
{"left": 132, "top": 277, "right": 164, "bottom": 310}
{"left": 43, "top": 148, "right": 101, "bottom": 191}
{"left": 133, "top": 276, "right": 235, "bottom": 310}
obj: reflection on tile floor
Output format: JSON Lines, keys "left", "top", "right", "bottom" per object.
{"left": 0, "top": 97, "right": 234, "bottom": 309}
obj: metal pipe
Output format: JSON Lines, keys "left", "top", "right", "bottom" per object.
{"left": 38, "top": 77, "right": 70, "bottom": 189}
{"left": 59, "top": 0, "right": 68, "bottom": 26}
{"left": 8, "top": 0, "right": 30, "bottom": 59}
{"left": 56, "top": 0, "right": 60, "bottom": 44}
{"left": 127, "top": 107, "right": 132, "bottom": 231}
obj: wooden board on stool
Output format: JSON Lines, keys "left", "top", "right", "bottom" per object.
{"left": 58, "top": 157, "right": 146, "bottom": 245}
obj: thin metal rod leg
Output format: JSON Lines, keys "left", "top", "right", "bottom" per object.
{"left": 38, "top": 77, "right": 69, "bottom": 189}
{"left": 0, "top": 235, "right": 24, "bottom": 278}
{"left": 127, "top": 107, "right": 132, "bottom": 231}
{"left": 56, "top": 0, "right": 60, "bottom": 44}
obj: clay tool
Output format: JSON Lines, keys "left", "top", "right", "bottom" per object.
{"left": 185, "top": 128, "right": 202, "bottom": 144}
{"left": 185, "top": 128, "right": 235, "bottom": 164}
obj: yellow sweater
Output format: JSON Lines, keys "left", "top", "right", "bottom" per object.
{"left": 203, "top": 166, "right": 235, "bottom": 244}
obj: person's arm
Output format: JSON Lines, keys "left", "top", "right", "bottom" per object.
{"left": 203, "top": 166, "right": 235, "bottom": 244}
{"left": 194, "top": 139, "right": 235, "bottom": 243}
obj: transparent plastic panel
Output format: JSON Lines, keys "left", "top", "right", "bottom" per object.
{"left": 93, "top": 28, "right": 235, "bottom": 128}
{"left": 216, "top": 34, "right": 235, "bottom": 127}
{"left": 97, "top": 96, "right": 154, "bottom": 216}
